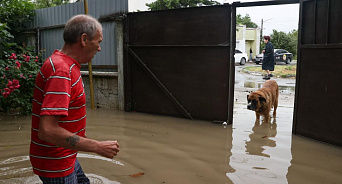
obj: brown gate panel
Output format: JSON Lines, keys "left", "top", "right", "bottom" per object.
{"left": 124, "top": 5, "right": 232, "bottom": 121}
{"left": 294, "top": 0, "right": 342, "bottom": 146}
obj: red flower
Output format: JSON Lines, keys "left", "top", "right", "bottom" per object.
{"left": 5, "top": 67, "right": 9, "bottom": 70}
{"left": 7, "top": 80, "right": 13, "bottom": 87}
{"left": 36, "top": 56, "right": 38, "bottom": 59}
{"left": 15, "top": 61, "right": 21, "bottom": 68}
{"left": 12, "top": 79, "right": 20, "bottom": 89}
{"left": 9, "top": 53, "right": 16, "bottom": 60}
{"left": 7, "top": 81, "right": 14, "bottom": 92}
{"left": 2, "top": 88, "right": 11, "bottom": 98}
{"left": 29, "top": 75, "right": 32, "bottom": 78}
{"left": 20, "top": 74, "right": 26, "bottom": 79}
{"left": 12, "top": 79, "right": 19, "bottom": 85}
{"left": 23, "top": 54, "right": 26, "bottom": 57}
{"left": 24, "top": 56, "right": 31, "bottom": 62}
{"left": 35, "top": 59, "right": 38, "bottom": 62}
{"left": 2, "top": 75, "right": 6, "bottom": 78}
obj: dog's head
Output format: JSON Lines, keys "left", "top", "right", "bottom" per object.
{"left": 247, "top": 92, "right": 266, "bottom": 111}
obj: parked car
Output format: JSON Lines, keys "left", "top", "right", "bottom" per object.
{"left": 235, "top": 49, "right": 247, "bottom": 65}
{"left": 254, "top": 49, "right": 293, "bottom": 65}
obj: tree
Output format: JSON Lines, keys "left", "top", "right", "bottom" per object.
{"left": 0, "top": 0, "right": 35, "bottom": 37}
{"left": 0, "top": 0, "right": 36, "bottom": 57}
{"left": 270, "top": 29, "right": 298, "bottom": 56}
{"left": 236, "top": 14, "right": 258, "bottom": 28}
{"left": 146, "top": 0, "right": 221, "bottom": 11}
{"left": 34, "top": 0, "right": 71, "bottom": 9}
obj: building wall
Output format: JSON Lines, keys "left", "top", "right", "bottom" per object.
{"left": 236, "top": 25, "right": 246, "bottom": 53}
{"left": 236, "top": 25, "right": 261, "bottom": 60}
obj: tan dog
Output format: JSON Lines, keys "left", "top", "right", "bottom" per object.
{"left": 247, "top": 80, "right": 279, "bottom": 123}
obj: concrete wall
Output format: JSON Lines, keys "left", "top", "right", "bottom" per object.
{"left": 82, "top": 72, "right": 119, "bottom": 109}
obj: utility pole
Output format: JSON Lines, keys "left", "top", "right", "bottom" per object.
{"left": 260, "top": 18, "right": 263, "bottom": 52}
{"left": 260, "top": 18, "right": 272, "bottom": 52}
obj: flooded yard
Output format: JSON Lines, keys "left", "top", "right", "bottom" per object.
{"left": 0, "top": 88, "right": 341, "bottom": 183}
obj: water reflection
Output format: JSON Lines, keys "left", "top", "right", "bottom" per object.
{"left": 227, "top": 104, "right": 292, "bottom": 183}
{"left": 245, "top": 120, "right": 277, "bottom": 158}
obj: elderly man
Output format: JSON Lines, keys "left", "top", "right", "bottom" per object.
{"left": 30, "top": 14, "right": 120, "bottom": 183}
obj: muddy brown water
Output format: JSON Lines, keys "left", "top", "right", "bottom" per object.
{"left": 0, "top": 94, "right": 342, "bottom": 183}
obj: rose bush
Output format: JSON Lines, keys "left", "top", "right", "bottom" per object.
{"left": 0, "top": 49, "right": 41, "bottom": 114}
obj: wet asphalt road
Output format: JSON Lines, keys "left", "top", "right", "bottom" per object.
{"left": 235, "top": 61, "right": 297, "bottom": 95}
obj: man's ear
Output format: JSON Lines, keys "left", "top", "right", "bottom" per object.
{"left": 80, "top": 33, "right": 87, "bottom": 46}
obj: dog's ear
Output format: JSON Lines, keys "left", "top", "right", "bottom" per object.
{"left": 259, "top": 96, "right": 266, "bottom": 103}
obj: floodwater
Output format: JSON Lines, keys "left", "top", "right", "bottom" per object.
{"left": 1, "top": 94, "right": 342, "bottom": 183}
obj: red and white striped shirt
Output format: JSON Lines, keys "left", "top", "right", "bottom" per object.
{"left": 30, "top": 50, "right": 86, "bottom": 177}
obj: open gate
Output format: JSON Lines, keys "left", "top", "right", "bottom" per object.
{"left": 293, "top": 0, "right": 342, "bottom": 146}
{"left": 124, "top": 5, "right": 234, "bottom": 122}
{"left": 123, "top": 0, "right": 341, "bottom": 147}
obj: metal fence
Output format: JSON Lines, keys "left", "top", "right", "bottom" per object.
{"left": 28, "top": 0, "right": 128, "bottom": 66}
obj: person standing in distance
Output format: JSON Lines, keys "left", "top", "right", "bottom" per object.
{"left": 30, "top": 14, "right": 120, "bottom": 183}
{"left": 262, "top": 36, "right": 275, "bottom": 80}
{"left": 249, "top": 47, "right": 253, "bottom": 62}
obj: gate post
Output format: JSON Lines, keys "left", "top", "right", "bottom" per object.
{"left": 117, "top": 20, "right": 125, "bottom": 111}
{"left": 228, "top": 3, "right": 237, "bottom": 124}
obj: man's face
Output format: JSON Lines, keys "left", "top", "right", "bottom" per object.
{"left": 84, "top": 28, "right": 103, "bottom": 63}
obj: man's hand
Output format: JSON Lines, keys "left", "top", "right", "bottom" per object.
{"left": 262, "top": 50, "right": 265, "bottom": 53}
{"left": 95, "top": 141, "right": 120, "bottom": 159}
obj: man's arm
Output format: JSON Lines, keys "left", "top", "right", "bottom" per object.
{"left": 38, "top": 115, "right": 119, "bottom": 158}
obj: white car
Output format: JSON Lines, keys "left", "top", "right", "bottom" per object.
{"left": 234, "top": 49, "right": 247, "bottom": 65}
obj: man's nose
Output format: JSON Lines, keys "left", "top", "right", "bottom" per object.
{"left": 98, "top": 46, "right": 101, "bottom": 52}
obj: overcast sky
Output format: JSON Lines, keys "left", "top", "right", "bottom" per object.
{"left": 128, "top": 0, "right": 299, "bottom": 36}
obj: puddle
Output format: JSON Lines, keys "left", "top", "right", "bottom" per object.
{"left": 0, "top": 105, "right": 342, "bottom": 184}
{"left": 244, "top": 81, "right": 295, "bottom": 94}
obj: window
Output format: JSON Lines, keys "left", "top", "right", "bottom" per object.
{"left": 235, "top": 50, "right": 242, "bottom": 54}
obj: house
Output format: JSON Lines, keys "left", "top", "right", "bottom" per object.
{"left": 236, "top": 25, "right": 261, "bottom": 61}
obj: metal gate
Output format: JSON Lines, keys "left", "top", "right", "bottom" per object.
{"left": 293, "top": 0, "right": 342, "bottom": 146}
{"left": 124, "top": 5, "right": 234, "bottom": 122}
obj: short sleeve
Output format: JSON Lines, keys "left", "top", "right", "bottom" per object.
{"left": 40, "top": 71, "right": 72, "bottom": 116}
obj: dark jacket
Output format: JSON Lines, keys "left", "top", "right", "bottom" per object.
{"left": 262, "top": 41, "right": 274, "bottom": 71}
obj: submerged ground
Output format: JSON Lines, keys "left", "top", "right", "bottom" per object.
{"left": 0, "top": 63, "right": 341, "bottom": 183}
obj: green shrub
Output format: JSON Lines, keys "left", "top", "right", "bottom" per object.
{"left": 0, "top": 48, "right": 41, "bottom": 114}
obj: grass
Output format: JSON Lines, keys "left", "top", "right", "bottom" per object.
{"left": 243, "top": 65, "right": 297, "bottom": 78}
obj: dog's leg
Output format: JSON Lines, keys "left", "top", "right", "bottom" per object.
{"left": 274, "top": 85, "right": 279, "bottom": 117}
{"left": 273, "top": 99, "right": 278, "bottom": 117}
{"left": 254, "top": 118, "right": 260, "bottom": 125}
{"left": 255, "top": 112, "right": 260, "bottom": 121}
{"left": 264, "top": 114, "right": 270, "bottom": 123}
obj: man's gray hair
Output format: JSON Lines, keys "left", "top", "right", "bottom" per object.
{"left": 63, "top": 14, "right": 102, "bottom": 44}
